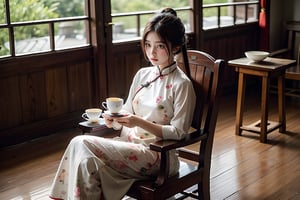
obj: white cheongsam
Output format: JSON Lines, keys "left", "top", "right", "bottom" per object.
{"left": 50, "top": 63, "right": 196, "bottom": 200}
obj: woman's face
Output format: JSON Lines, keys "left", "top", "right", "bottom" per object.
{"left": 144, "top": 31, "right": 172, "bottom": 69}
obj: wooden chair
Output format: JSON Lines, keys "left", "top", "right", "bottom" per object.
{"left": 125, "top": 50, "right": 225, "bottom": 200}
{"left": 270, "top": 21, "right": 300, "bottom": 97}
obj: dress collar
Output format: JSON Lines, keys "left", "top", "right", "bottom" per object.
{"left": 155, "top": 62, "right": 177, "bottom": 76}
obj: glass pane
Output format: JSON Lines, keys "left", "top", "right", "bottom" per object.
{"left": 55, "top": 20, "right": 88, "bottom": 50}
{"left": 9, "top": 0, "right": 85, "bottom": 22}
{"left": 203, "top": 7, "right": 218, "bottom": 30}
{"left": 111, "top": 0, "right": 191, "bottom": 42}
{"left": 0, "top": 28, "right": 10, "bottom": 57}
{"left": 54, "top": 0, "right": 85, "bottom": 18}
{"left": 247, "top": 4, "right": 259, "bottom": 22}
{"left": 177, "top": 10, "right": 192, "bottom": 32}
{"left": 0, "top": 1, "right": 5, "bottom": 24}
{"left": 140, "top": 14, "right": 155, "bottom": 35}
{"left": 220, "top": 6, "right": 234, "bottom": 27}
{"left": 112, "top": 16, "right": 139, "bottom": 41}
{"left": 111, "top": 0, "right": 189, "bottom": 13}
{"left": 14, "top": 24, "right": 50, "bottom": 55}
{"left": 9, "top": 0, "right": 59, "bottom": 22}
{"left": 236, "top": 5, "right": 246, "bottom": 24}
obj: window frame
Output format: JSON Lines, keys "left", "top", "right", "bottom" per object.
{"left": 0, "top": 0, "right": 91, "bottom": 58}
{"left": 0, "top": 0, "right": 259, "bottom": 58}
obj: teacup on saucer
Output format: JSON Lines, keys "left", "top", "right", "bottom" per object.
{"left": 82, "top": 108, "right": 102, "bottom": 123}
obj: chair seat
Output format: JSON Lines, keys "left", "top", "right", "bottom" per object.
{"left": 286, "top": 64, "right": 300, "bottom": 80}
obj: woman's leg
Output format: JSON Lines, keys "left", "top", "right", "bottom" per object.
{"left": 50, "top": 135, "right": 164, "bottom": 200}
{"left": 50, "top": 135, "right": 105, "bottom": 200}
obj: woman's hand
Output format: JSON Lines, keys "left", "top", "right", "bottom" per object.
{"left": 115, "top": 114, "right": 139, "bottom": 128}
{"left": 102, "top": 114, "right": 123, "bottom": 130}
{"left": 102, "top": 114, "right": 114, "bottom": 128}
{"left": 117, "top": 114, "right": 163, "bottom": 138}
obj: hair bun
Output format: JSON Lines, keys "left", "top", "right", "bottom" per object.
{"left": 160, "top": 7, "right": 177, "bottom": 17}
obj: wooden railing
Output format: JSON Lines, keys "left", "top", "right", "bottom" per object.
{"left": 111, "top": 7, "right": 193, "bottom": 42}
{"left": 202, "top": 1, "right": 259, "bottom": 29}
{"left": 111, "top": 1, "right": 259, "bottom": 41}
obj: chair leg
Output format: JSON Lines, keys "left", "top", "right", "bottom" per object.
{"left": 201, "top": 173, "right": 210, "bottom": 200}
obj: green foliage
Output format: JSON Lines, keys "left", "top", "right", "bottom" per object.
{"left": 111, "top": 0, "right": 190, "bottom": 31}
{"left": 9, "top": 0, "right": 59, "bottom": 22}
{"left": 0, "top": 0, "right": 84, "bottom": 56}
{"left": 43, "top": 0, "right": 84, "bottom": 17}
{"left": 111, "top": 0, "right": 189, "bottom": 13}
{"left": 0, "top": 0, "right": 59, "bottom": 56}
{"left": 203, "top": 0, "right": 228, "bottom": 4}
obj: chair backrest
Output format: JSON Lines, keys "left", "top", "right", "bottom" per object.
{"left": 177, "top": 49, "right": 225, "bottom": 167}
{"left": 285, "top": 21, "right": 300, "bottom": 60}
{"left": 271, "top": 21, "right": 300, "bottom": 59}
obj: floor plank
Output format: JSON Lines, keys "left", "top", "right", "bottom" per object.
{"left": 0, "top": 93, "right": 300, "bottom": 200}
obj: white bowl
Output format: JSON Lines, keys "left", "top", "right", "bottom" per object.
{"left": 245, "top": 51, "right": 269, "bottom": 62}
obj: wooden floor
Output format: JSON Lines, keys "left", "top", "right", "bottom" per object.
{"left": 1, "top": 91, "right": 300, "bottom": 200}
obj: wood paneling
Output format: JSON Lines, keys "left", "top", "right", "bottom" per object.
{"left": 0, "top": 76, "right": 22, "bottom": 128}
{"left": 46, "top": 67, "right": 68, "bottom": 117}
{"left": 19, "top": 71, "right": 48, "bottom": 123}
{"left": 0, "top": 48, "right": 95, "bottom": 147}
{"left": 68, "top": 61, "right": 93, "bottom": 110}
{"left": 109, "top": 52, "right": 144, "bottom": 98}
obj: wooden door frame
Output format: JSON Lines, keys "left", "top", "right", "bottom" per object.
{"left": 89, "top": 0, "right": 112, "bottom": 106}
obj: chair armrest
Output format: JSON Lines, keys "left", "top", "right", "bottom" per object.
{"left": 149, "top": 128, "right": 207, "bottom": 186}
{"left": 149, "top": 128, "right": 206, "bottom": 152}
{"left": 269, "top": 48, "right": 291, "bottom": 58}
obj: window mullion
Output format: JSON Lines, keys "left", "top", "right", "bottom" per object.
{"left": 49, "top": 22, "right": 55, "bottom": 51}
{"left": 5, "top": 0, "right": 16, "bottom": 56}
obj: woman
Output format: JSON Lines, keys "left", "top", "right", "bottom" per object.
{"left": 50, "top": 8, "right": 196, "bottom": 200}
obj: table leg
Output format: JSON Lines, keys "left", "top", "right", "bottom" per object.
{"left": 236, "top": 72, "right": 246, "bottom": 136}
{"left": 260, "top": 76, "right": 270, "bottom": 143}
{"left": 277, "top": 74, "right": 286, "bottom": 133}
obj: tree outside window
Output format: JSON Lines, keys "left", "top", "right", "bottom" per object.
{"left": 0, "top": 0, "right": 86, "bottom": 57}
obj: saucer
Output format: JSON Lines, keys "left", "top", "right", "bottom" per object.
{"left": 103, "top": 110, "right": 128, "bottom": 117}
{"left": 88, "top": 117, "right": 105, "bottom": 124}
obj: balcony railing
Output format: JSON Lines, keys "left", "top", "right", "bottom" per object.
{"left": 202, "top": 1, "right": 259, "bottom": 29}
{"left": 111, "top": 7, "right": 193, "bottom": 42}
{"left": 111, "top": 1, "right": 259, "bottom": 41}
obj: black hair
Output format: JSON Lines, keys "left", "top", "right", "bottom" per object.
{"left": 141, "top": 8, "right": 187, "bottom": 63}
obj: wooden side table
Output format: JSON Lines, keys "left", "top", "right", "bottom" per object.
{"left": 228, "top": 57, "right": 296, "bottom": 143}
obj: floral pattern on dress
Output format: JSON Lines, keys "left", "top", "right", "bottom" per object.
{"left": 50, "top": 64, "right": 195, "bottom": 200}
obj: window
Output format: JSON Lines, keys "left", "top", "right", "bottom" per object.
{"left": 110, "top": 0, "right": 259, "bottom": 42}
{"left": 0, "top": 0, "right": 89, "bottom": 58}
{"left": 203, "top": 0, "right": 259, "bottom": 30}
{"left": 110, "top": 0, "right": 192, "bottom": 42}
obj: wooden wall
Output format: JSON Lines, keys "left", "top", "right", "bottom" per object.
{"left": 108, "top": 42, "right": 147, "bottom": 99}
{"left": 0, "top": 48, "right": 95, "bottom": 147}
{"left": 201, "top": 24, "right": 260, "bottom": 91}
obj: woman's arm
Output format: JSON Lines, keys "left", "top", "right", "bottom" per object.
{"left": 116, "top": 114, "right": 164, "bottom": 138}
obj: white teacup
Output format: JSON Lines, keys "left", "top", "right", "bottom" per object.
{"left": 102, "top": 97, "right": 123, "bottom": 114}
{"left": 82, "top": 108, "right": 102, "bottom": 122}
